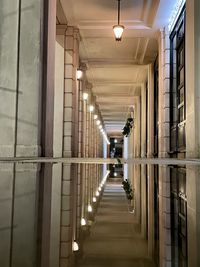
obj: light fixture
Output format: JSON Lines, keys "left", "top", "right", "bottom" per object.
{"left": 93, "top": 197, "right": 97, "bottom": 203}
{"left": 77, "top": 69, "right": 83, "bottom": 80}
{"left": 73, "top": 241, "right": 79, "bottom": 252}
{"left": 83, "top": 92, "right": 88, "bottom": 100}
{"left": 99, "top": 125, "right": 102, "bottom": 129}
{"left": 88, "top": 204, "right": 92, "bottom": 212}
{"left": 96, "top": 191, "right": 100, "bottom": 197}
{"left": 94, "top": 114, "right": 98, "bottom": 120}
{"left": 89, "top": 105, "right": 94, "bottom": 112}
{"left": 114, "top": 172, "right": 117, "bottom": 177}
{"left": 96, "top": 120, "right": 100, "bottom": 125}
{"left": 114, "top": 139, "right": 117, "bottom": 143}
{"left": 113, "top": 0, "right": 125, "bottom": 41}
{"left": 81, "top": 218, "right": 86, "bottom": 226}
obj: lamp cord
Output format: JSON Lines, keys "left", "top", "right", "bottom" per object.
{"left": 118, "top": 0, "right": 121, "bottom": 25}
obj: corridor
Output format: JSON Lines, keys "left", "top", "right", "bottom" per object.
{"left": 77, "top": 179, "right": 155, "bottom": 267}
{"left": 1, "top": 0, "right": 200, "bottom": 266}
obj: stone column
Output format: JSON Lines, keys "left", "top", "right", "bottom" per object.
{"left": 0, "top": 0, "right": 56, "bottom": 266}
{"left": 185, "top": 0, "right": 200, "bottom": 266}
{"left": 147, "top": 64, "right": 154, "bottom": 158}
{"left": 141, "top": 84, "right": 147, "bottom": 158}
{"left": 141, "top": 84, "right": 147, "bottom": 238}
{"left": 158, "top": 29, "right": 170, "bottom": 158}
{"left": 60, "top": 26, "right": 80, "bottom": 267}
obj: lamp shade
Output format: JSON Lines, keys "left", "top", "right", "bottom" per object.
{"left": 113, "top": 25, "right": 124, "bottom": 41}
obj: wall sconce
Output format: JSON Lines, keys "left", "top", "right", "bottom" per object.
{"left": 83, "top": 92, "right": 88, "bottom": 101}
{"left": 77, "top": 69, "right": 83, "bottom": 80}
{"left": 81, "top": 218, "right": 86, "bottom": 226}
{"left": 89, "top": 105, "right": 94, "bottom": 112}
{"left": 88, "top": 204, "right": 93, "bottom": 212}
{"left": 73, "top": 241, "right": 79, "bottom": 252}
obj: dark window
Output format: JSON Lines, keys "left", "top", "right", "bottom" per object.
{"left": 170, "top": 167, "right": 187, "bottom": 267}
{"left": 170, "top": 7, "right": 186, "bottom": 154}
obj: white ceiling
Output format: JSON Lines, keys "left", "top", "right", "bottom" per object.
{"left": 60, "top": 0, "right": 176, "bottom": 135}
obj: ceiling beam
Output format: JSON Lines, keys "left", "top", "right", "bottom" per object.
{"left": 93, "top": 81, "right": 142, "bottom": 87}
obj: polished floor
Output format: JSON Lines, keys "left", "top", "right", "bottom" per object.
{"left": 76, "top": 179, "right": 155, "bottom": 267}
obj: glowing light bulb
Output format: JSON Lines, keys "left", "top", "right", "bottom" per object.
{"left": 113, "top": 25, "right": 124, "bottom": 41}
{"left": 89, "top": 105, "right": 94, "bottom": 112}
{"left": 88, "top": 205, "right": 92, "bottom": 212}
{"left": 96, "top": 120, "right": 100, "bottom": 125}
{"left": 73, "top": 241, "right": 79, "bottom": 252}
{"left": 114, "top": 172, "right": 117, "bottom": 177}
{"left": 83, "top": 92, "right": 88, "bottom": 100}
{"left": 81, "top": 218, "right": 86, "bottom": 226}
{"left": 94, "top": 114, "right": 98, "bottom": 120}
{"left": 96, "top": 191, "right": 100, "bottom": 197}
{"left": 77, "top": 69, "right": 83, "bottom": 80}
{"left": 93, "top": 197, "right": 97, "bottom": 203}
{"left": 98, "top": 186, "right": 101, "bottom": 191}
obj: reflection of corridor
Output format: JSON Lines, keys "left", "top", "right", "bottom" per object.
{"left": 77, "top": 180, "right": 155, "bottom": 267}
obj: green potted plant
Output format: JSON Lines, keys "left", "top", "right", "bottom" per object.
{"left": 122, "top": 118, "right": 134, "bottom": 137}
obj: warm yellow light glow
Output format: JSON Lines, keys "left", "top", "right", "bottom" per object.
{"left": 89, "top": 105, "right": 94, "bottom": 112}
{"left": 96, "top": 120, "right": 100, "bottom": 125}
{"left": 96, "top": 191, "right": 100, "bottom": 197}
{"left": 114, "top": 172, "right": 117, "bottom": 177}
{"left": 81, "top": 218, "right": 86, "bottom": 226}
{"left": 94, "top": 114, "right": 98, "bottom": 120}
{"left": 98, "top": 186, "right": 101, "bottom": 191}
{"left": 73, "top": 241, "right": 79, "bottom": 252}
{"left": 83, "top": 92, "right": 88, "bottom": 100}
{"left": 77, "top": 69, "right": 83, "bottom": 80}
{"left": 113, "top": 25, "right": 124, "bottom": 41}
{"left": 92, "top": 197, "right": 97, "bottom": 203}
{"left": 88, "top": 205, "right": 92, "bottom": 212}
{"left": 99, "top": 125, "right": 102, "bottom": 129}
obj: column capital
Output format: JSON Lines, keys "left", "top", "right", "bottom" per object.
{"left": 73, "top": 27, "right": 81, "bottom": 41}
{"left": 79, "top": 63, "right": 87, "bottom": 71}
{"left": 56, "top": 24, "right": 68, "bottom": 35}
{"left": 86, "top": 82, "right": 93, "bottom": 91}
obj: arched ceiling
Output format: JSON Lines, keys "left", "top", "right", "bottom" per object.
{"left": 60, "top": 0, "right": 176, "bottom": 135}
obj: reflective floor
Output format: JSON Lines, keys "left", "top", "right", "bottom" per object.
{"left": 76, "top": 179, "right": 155, "bottom": 267}
{"left": 0, "top": 162, "right": 199, "bottom": 266}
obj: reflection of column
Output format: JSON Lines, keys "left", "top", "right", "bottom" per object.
{"left": 141, "top": 165, "right": 147, "bottom": 238}
{"left": 158, "top": 166, "right": 171, "bottom": 266}
{"left": 185, "top": 1, "right": 200, "bottom": 265}
{"left": 147, "top": 165, "right": 154, "bottom": 258}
